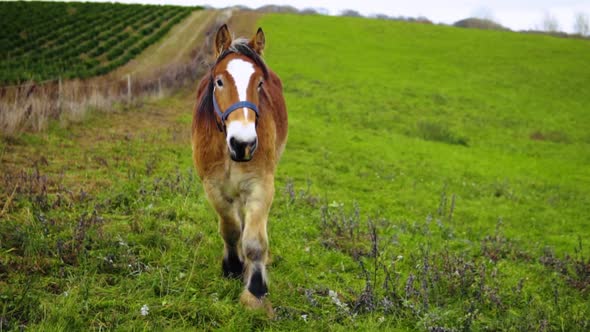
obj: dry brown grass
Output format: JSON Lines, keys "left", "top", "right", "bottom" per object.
{"left": 0, "top": 80, "right": 125, "bottom": 135}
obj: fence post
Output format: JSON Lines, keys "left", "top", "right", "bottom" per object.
{"left": 57, "top": 77, "right": 62, "bottom": 111}
{"left": 158, "top": 78, "right": 162, "bottom": 98}
{"left": 127, "top": 74, "right": 131, "bottom": 104}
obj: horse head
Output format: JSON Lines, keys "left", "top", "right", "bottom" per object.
{"left": 210, "top": 24, "right": 268, "bottom": 162}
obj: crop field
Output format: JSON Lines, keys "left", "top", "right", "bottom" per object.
{"left": 1, "top": 12, "right": 590, "bottom": 331}
{"left": 0, "top": 2, "right": 199, "bottom": 83}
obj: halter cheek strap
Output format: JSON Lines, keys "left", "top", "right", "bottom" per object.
{"left": 213, "top": 92, "right": 259, "bottom": 132}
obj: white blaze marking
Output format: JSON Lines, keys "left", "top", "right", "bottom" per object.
{"left": 226, "top": 121, "right": 257, "bottom": 147}
{"left": 226, "top": 58, "right": 255, "bottom": 121}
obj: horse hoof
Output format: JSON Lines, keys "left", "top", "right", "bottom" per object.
{"left": 222, "top": 255, "right": 244, "bottom": 278}
{"left": 240, "top": 290, "right": 274, "bottom": 318}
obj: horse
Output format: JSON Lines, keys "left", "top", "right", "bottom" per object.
{"left": 191, "top": 24, "right": 288, "bottom": 312}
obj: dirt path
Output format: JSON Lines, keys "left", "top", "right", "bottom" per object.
{"left": 227, "top": 11, "right": 262, "bottom": 37}
{"left": 112, "top": 10, "right": 219, "bottom": 79}
{"left": 109, "top": 9, "right": 260, "bottom": 80}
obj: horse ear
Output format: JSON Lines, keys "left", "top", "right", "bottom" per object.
{"left": 249, "top": 27, "right": 265, "bottom": 55}
{"left": 215, "top": 24, "right": 232, "bottom": 57}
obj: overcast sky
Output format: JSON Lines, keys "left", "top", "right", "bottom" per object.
{"left": 95, "top": 0, "right": 590, "bottom": 33}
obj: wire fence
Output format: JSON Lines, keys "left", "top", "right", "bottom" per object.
{"left": 0, "top": 47, "right": 213, "bottom": 137}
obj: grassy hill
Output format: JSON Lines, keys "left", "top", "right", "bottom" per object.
{"left": 0, "top": 2, "right": 200, "bottom": 83}
{"left": 1, "top": 13, "right": 589, "bottom": 331}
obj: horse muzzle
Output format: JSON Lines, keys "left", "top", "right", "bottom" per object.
{"left": 229, "top": 136, "right": 258, "bottom": 162}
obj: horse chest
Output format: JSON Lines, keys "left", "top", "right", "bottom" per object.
{"left": 220, "top": 169, "right": 256, "bottom": 203}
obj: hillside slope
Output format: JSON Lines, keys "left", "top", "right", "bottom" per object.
{"left": 1, "top": 13, "right": 589, "bottom": 331}
{"left": 112, "top": 9, "right": 219, "bottom": 78}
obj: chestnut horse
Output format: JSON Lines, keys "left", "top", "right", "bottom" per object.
{"left": 192, "top": 24, "right": 287, "bottom": 310}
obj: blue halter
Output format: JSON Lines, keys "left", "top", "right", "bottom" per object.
{"left": 213, "top": 92, "right": 259, "bottom": 131}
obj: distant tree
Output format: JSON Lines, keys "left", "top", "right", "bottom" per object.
{"left": 541, "top": 12, "right": 560, "bottom": 32}
{"left": 374, "top": 13, "right": 390, "bottom": 20}
{"left": 454, "top": 17, "right": 509, "bottom": 31}
{"left": 300, "top": 7, "right": 319, "bottom": 15}
{"left": 231, "top": 5, "right": 252, "bottom": 11}
{"left": 573, "top": 12, "right": 589, "bottom": 36}
{"left": 416, "top": 16, "right": 433, "bottom": 24}
{"left": 257, "top": 5, "right": 298, "bottom": 13}
{"left": 341, "top": 9, "right": 362, "bottom": 17}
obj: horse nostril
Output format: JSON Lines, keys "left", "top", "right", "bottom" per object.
{"left": 229, "top": 137, "right": 238, "bottom": 150}
{"left": 228, "top": 136, "right": 257, "bottom": 161}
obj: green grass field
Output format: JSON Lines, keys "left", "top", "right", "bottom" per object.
{"left": 0, "top": 2, "right": 199, "bottom": 83}
{"left": 1, "top": 13, "right": 589, "bottom": 330}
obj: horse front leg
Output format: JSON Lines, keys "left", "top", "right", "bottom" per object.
{"left": 239, "top": 176, "right": 274, "bottom": 311}
{"left": 219, "top": 212, "right": 244, "bottom": 278}
{"left": 204, "top": 182, "right": 244, "bottom": 278}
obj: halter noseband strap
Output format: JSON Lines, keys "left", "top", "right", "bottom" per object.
{"left": 212, "top": 92, "right": 259, "bottom": 132}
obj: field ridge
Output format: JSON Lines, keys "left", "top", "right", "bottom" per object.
{"left": 0, "top": 2, "right": 202, "bottom": 83}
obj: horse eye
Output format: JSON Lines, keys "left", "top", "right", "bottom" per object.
{"left": 216, "top": 79, "right": 223, "bottom": 87}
